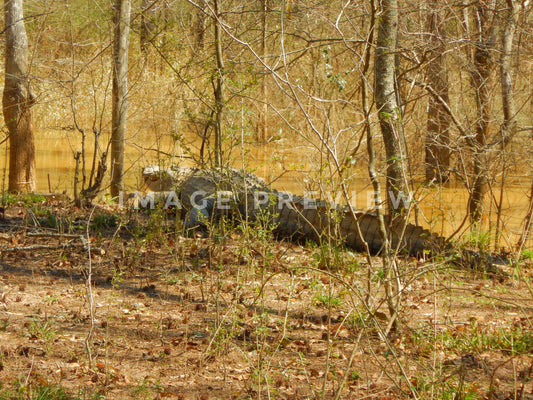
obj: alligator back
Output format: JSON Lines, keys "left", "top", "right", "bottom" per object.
{"left": 140, "top": 165, "right": 508, "bottom": 274}
{"left": 142, "top": 165, "right": 266, "bottom": 194}
{"left": 143, "top": 166, "right": 499, "bottom": 265}
{"left": 179, "top": 168, "right": 266, "bottom": 211}
{"left": 238, "top": 191, "right": 448, "bottom": 257}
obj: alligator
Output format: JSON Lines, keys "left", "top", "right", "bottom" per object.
{"left": 142, "top": 165, "right": 267, "bottom": 194}
{"left": 141, "top": 165, "right": 506, "bottom": 272}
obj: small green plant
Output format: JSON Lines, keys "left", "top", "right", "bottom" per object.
{"left": 43, "top": 295, "right": 61, "bottom": 305}
{"left": 207, "top": 321, "right": 240, "bottom": 357}
{"left": 0, "top": 319, "right": 9, "bottom": 331}
{"left": 0, "top": 386, "right": 16, "bottom": 399}
{"left": 110, "top": 268, "right": 125, "bottom": 288}
{"left": 32, "top": 384, "right": 72, "bottom": 400}
{"left": 131, "top": 379, "right": 151, "bottom": 399}
{"left": 373, "top": 267, "right": 385, "bottom": 282}
{"left": 27, "top": 317, "right": 57, "bottom": 353}
{"left": 315, "top": 293, "right": 342, "bottom": 307}
{"left": 90, "top": 213, "right": 118, "bottom": 230}
{"left": 412, "top": 320, "right": 533, "bottom": 355}
{"left": 349, "top": 370, "right": 360, "bottom": 381}
{"left": 465, "top": 226, "right": 491, "bottom": 252}
{"left": 131, "top": 378, "right": 163, "bottom": 400}
{"left": 239, "top": 193, "right": 279, "bottom": 243}
{"left": 0, "top": 381, "right": 73, "bottom": 400}
{"left": 76, "top": 387, "right": 105, "bottom": 400}
{"left": 165, "top": 274, "right": 181, "bottom": 285}
{"left": 311, "top": 241, "right": 344, "bottom": 271}
{"left": 37, "top": 211, "right": 72, "bottom": 232}
{"left": 143, "top": 208, "right": 173, "bottom": 245}
{"left": 413, "top": 374, "right": 483, "bottom": 400}
{"left": 521, "top": 249, "right": 533, "bottom": 260}
{"left": 2, "top": 192, "right": 46, "bottom": 206}
{"left": 345, "top": 253, "right": 360, "bottom": 273}
{"left": 343, "top": 311, "right": 370, "bottom": 329}
{"left": 1, "top": 193, "right": 50, "bottom": 223}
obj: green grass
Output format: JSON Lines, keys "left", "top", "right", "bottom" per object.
{"left": 463, "top": 227, "right": 491, "bottom": 252}
{"left": 0, "top": 383, "right": 73, "bottom": 400}
{"left": 26, "top": 317, "right": 58, "bottom": 354}
{"left": 32, "top": 385, "right": 72, "bottom": 400}
{"left": 413, "top": 375, "right": 484, "bottom": 400}
{"left": 521, "top": 249, "right": 533, "bottom": 260}
{"left": 315, "top": 293, "right": 342, "bottom": 307}
{"left": 412, "top": 320, "right": 533, "bottom": 355}
{"left": 90, "top": 213, "right": 118, "bottom": 230}
{"left": 1, "top": 193, "right": 46, "bottom": 207}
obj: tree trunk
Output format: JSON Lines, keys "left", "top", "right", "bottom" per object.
{"left": 140, "top": 0, "right": 154, "bottom": 55}
{"left": 110, "top": 0, "right": 130, "bottom": 198}
{"left": 425, "top": 0, "right": 451, "bottom": 184}
{"left": 498, "top": 0, "right": 522, "bottom": 249}
{"left": 375, "top": 0, "right": 407, "bottom": 215}
{"left": 500, "top": 0, "right": 519, "bottom": 143}
{"left": 194, "top": 0, "right": 206, "bottom": 50}
{"left": 3, "top": 0, "right": 36, "bottom": 193}
{"left": 258, "top": 0, "right": 268, "bottom": 142}
{"left": 468, "top": 0, "right": 496, "bottom": 223}
{"left": 363, "top": 0, "right": 398, "bottom": 329}
{"left": 213, "top": 0, "right": 224, "bottom": 167}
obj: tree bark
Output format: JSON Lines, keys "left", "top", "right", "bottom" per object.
{"left": 3, "top": 0, "right": 36, "bottom": 193}
{"left": 213, "top": 0, "right": 224, "bottom": 167}
{"left": 363, "top": 0, "right": 398, "bottom": 328}
{"left": 194, "top": 0, "right": 206, "bottom": 50}
{"left": 110, "top": 0, "right": 131, "bottom": 198}
{"left": 498, "top": 0, "right": 525, "bottom": 249}
{"left": 500, "top": 0, "right": 519, "bottom": 143}
{"left": 258, "top": 0, "right": 268, "bottom": 142}
{"left": 375, "top": 0, "right": 407, "bottom": 215}
{"left": 140, "top": 0, "right": 154, "bottom": 55}
{"left": 425, "top": 0, "right": 451, "bottom": 184}
{"left": 468, "top": 0, "right": 496, "bottom": 223}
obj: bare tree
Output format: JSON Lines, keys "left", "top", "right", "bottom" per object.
{"left": 375, "top": 0, "right": 407, "bottom": 214}
{"left": 3, "top": 0, "right": 35, "bottom": 193}
{"left": 425, "top": 0, "right": 451, "bottom": 184}
{"left": 493, "top": 0, "right": 521, "bottom": 248}
{"left": 258, "top": 0, "right": 269, "bottom": 142}
{"left": 110, "top": 0, "right": 131, "bottom": 198}
{"left": 360, "top": 0, "right": 400, "bottom": 330}
{"left": 212, "top": 0, "right": 224, "bottom": 167}
{"left": 140, "top": 0, "right": 155, "bottom": 55}
{"left": 500, "top": 0, "right": 519, "bottom": 144}
{"left": 467, "top": 0, "right": 497, "bottom": 223}
{"left": 194, "top": 0, "right": 206, "bottom": 50}
{"left": 499, "top": 0, "right": 527, "bottom": 249}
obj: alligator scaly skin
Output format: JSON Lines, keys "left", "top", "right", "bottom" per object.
{"left": 237, "top": 190, "right": 448, "bottom": 256}
{"left": 142, "top": 165, "right": 505, "bottom": 270}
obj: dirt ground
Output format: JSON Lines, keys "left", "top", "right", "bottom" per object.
{"left": 0, "top": 199, "right": 532, "bottom": 399}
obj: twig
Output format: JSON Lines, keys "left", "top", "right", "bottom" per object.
{"left": 24, "top": 355, "right": 35, "bottom": 387}
{"left": 26, "top": 232, "right": 84, "bottom": 239}
{"left": 85, "top": 206, "right": 97, "bottom": 367}
{"left": 0, "top": 241, "right": 85, "bottom": 252}
{"left": 131, "top": 142, "right": 191, "bottom": 159}
{"left": 334, "top": 327, "right": 364, "bottom": 400}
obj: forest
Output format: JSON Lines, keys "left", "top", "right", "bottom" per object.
{"left": 0, "top": 0, "right": 532, "bottom": 399}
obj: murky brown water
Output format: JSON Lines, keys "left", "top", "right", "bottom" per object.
{"left": 3, "top": 128, "right": 532, "bottom": 250}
